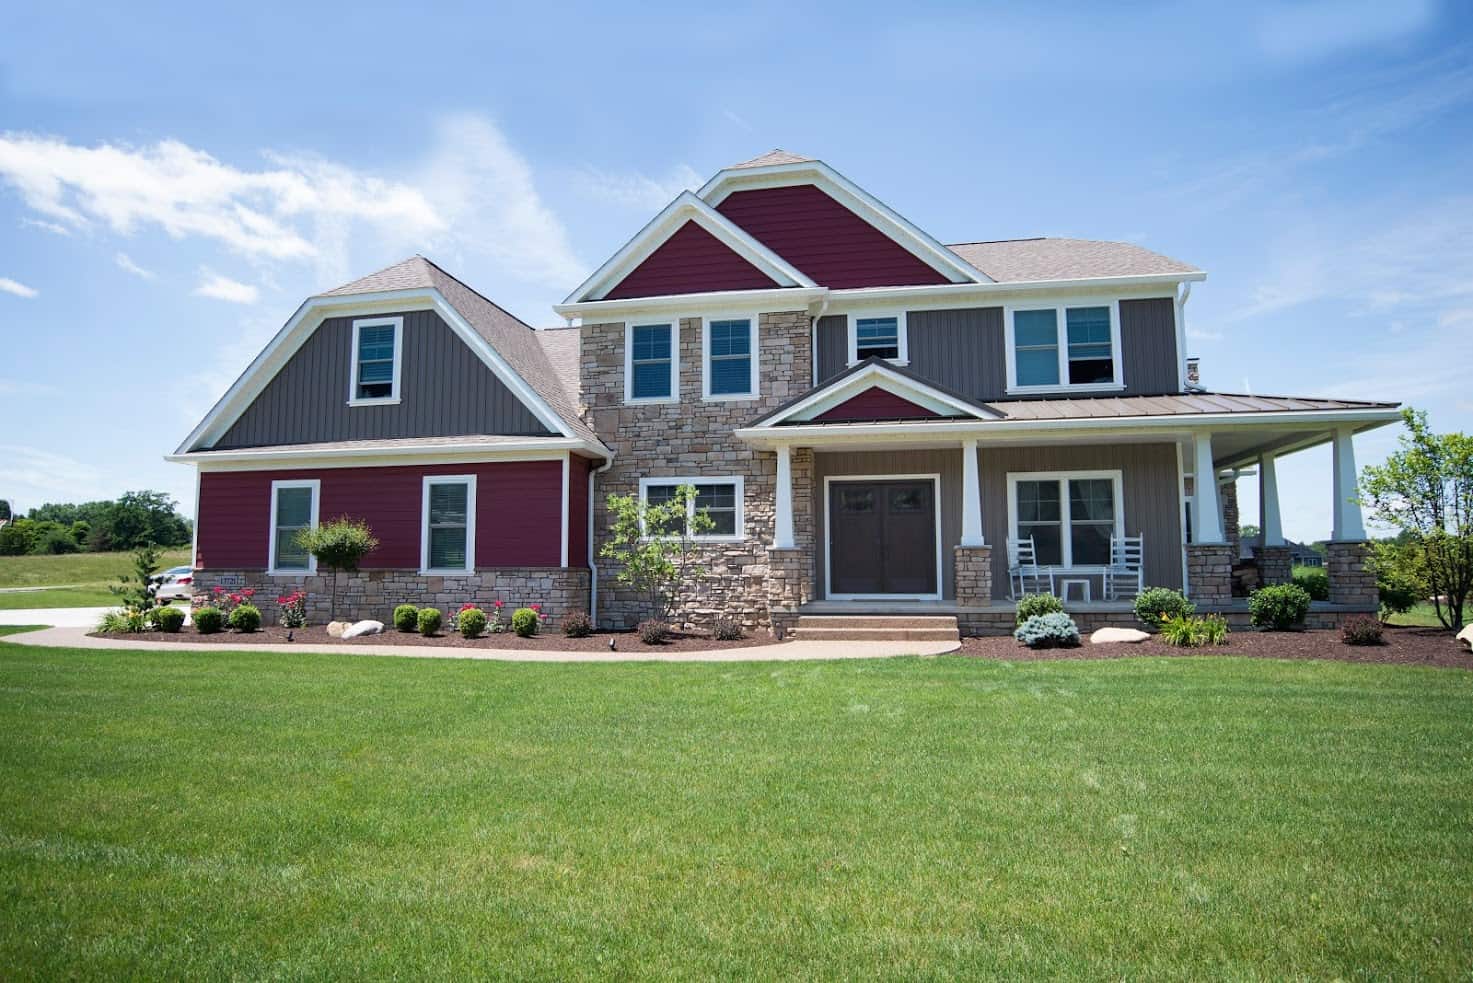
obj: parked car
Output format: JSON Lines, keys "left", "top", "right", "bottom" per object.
{"left": 153, "top": 570, "right": 195, "bottom": 601}
{"left": 149, "top": 565, "right": 193, "bottom": 586}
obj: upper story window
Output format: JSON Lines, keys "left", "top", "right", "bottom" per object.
{"left": 268, "top": 479, "right": 320, "bottom": 575}
{"left": 1006, "top": 303, "right": 1122, "bottom": 393}
{"left": 638, "top": 477, "right": 744, "bottom": 540}
{"left": 421, "top": 475, "right": 476, "bottom": 574}
{"left": 626, "top": 321, "right": 677, "bottom": 403}
{"left": 703, "top": 316, "right": 757, "bottom": 400}
{"left": 349, "top": 316, "right": 403, "bottom": 405}
{"left": 847, "top": 313, "right": 908, "bottom": 365}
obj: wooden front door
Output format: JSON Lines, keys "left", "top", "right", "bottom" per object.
{"left": 828, "top": 479, "right": 938, "bottom": 596}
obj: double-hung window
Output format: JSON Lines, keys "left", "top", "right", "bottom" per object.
{"left": 703, "top": 316, "right": 756, "bottom": 399}
{"left": 627, "top": 322, "right": 676, "bottom": 402}
{"left": 1008, "top": 303, "right": 1121, "bottom": 391}
{"left": 638, "top": 477, "right": 744, "bottom": 540}
{"left": 268, "top": 479, "right": 319, "bottom": 574}
{"left": 1009, "top": 471, "right": 1122, "bottom": 568}
{"left": 350, "top": 316, "right": 403, "bottom": 404}
{"left": 421, "top": 475, "right": 476, "bottom": 574}
{"left": 848, "top": 313, "right": 907, "bottom": 364}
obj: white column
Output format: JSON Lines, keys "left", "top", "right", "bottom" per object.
{"left": 1331, "top": 426, "right": 1366, "bottom": 541}
{"left": 774, "top": 443, "right": 795, "bottom": 549}
{"left": 960, "top": 439, "right": 984, "bottom": 547}
{"left": 1259, "top": 451, "right": 1284, "bottom": 546}
{"left": 1193, "top": 431, "right": 1224, "bottom": 543}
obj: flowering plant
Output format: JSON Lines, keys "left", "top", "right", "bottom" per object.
{"left": 209, "top": 586, "right": 256, "bottom": 616}
{"left": 486, "top": 599, "right": 507, "bottom": 634}
{"left": 277, "top": 590, "right": 308, "bottom": 628}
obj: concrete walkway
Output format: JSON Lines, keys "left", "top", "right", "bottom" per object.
{"left": 0, "top": 625, "right": 959, "bottom": 662}
{"left": 0, "top": 606, "right": 122, "bottom": 628}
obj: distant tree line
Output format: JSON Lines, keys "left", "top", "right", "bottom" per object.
{"left": 0, "top": 491, "right": 191, "bottom": 556}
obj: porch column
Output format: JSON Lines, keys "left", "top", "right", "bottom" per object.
{"left": 960, "top": 438, "right": 984, "bottom": 546}
{"left": 773, "top": 443, "right": 795, "bottom": 550}
{"left": 1185, "top": 430, "right": 1233, "bottom": 605}
{"left": 1331, "top": 426, "right": 1366, "bottom": 542}
{"left": 1259, "top": 452, "right": 1284, "bottom": 546}
{"left": 1193, "top": 431, "right": 1224, "bottom": 543}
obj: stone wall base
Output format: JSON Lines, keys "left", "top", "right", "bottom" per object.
{"left": 1326, "top": 541, "right": 1377, "bottom": 607}
{"left": 1186, "top": 543, "right": 1234, "bottom": 604}
{"left": 1256, "top": 546, "right": 1294, "bottom": 586}
{"left": 954, "top": 546, "right": 993, "bottom": 607}
{"left": 766, "top": 547, "right": 814, "bottom": 638}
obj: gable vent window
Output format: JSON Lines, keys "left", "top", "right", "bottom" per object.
{"left": 1007, "top": 302, "right": 1122, "bottom": 393}
{"left": 703, "top": 316, "right": 757, "bottom": 399}
{"left": 350, "top": 316, "right": 403, "bottom": 405}
{"left": 627, "top": 322, "right": 676, "bottom": 402}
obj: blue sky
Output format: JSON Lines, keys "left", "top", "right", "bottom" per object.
{"left": 1, "top": 0, "right": 1469, "bottom": 541}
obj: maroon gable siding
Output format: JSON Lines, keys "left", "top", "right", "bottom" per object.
{"left": 813, "top": 387, "right": 942, "bottom": 423}
{"left": 603, "top": 220, "right": 781, "bottom": 300}
{"left": 716, "top": 184, "right": 950, "bottom": 288}
{"left": 197, "top": 460, "right": 564, "bottom": 570}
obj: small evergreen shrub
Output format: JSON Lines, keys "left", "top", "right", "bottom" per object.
{"left": 1341, "top": 616, "right": 1385, "bottom": 646}
{"left": 1133, "top": 587, "right": 1195, "bottom": 630}
{"left": 194, "top": 606, "right": 224, "bottom": 634}
{"left": 458, "top": 606, "right": 487, "bottom": 639}
{"left": 560, "top": 610, "right": 594, "bottom": 638}
{"left": 511, "top": 607, "right": 540, "bottom": 638}
{"left": 228, "top": 603, "right": 262, "bottom": 633}
{"left": 638, "top": 619, "right": 671, "bottom": 645}
{"left": 1249, "top": 583, "right": 1312, "bottom": 630}
{"left": 393, "top": 604, "right": 420, "bottom": 632}
{"left": 1013, "top": 612, "right": 1080, "bottom": 649}
{"left": 712, "top": 617, "right": 743, "bottom": 641}
{"left": 153, "top": 606, "right": 186, "bottom": 633}
{"left": 417, "top": 607, "right": 443, "bottom": 636}
{"left": 1292, "top": 567, "right": 1330, "bottom": 601}
{"left": 1015, "top": 593, "right": 1065, "bottom": 626}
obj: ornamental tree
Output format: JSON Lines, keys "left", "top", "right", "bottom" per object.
{"left": 296, "top": 517, "right": 379, "bottom": 621}
{"left": 600, "top": 484, "right": 714, "bottom": 623}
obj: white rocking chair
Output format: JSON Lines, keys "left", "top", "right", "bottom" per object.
{"left": 1008, "top": 536, "right": 1051, "bottom": 599}
{"left": 1103, "top": 534, "right": 1145, "bottom": 600}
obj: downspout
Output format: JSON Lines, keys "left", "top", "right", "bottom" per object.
{"left": 809, "top": 294, "right": 831, "bottom": 387}
{"left": 1176, "top": 282, "right": 1200, "bottom": 392}
{"left": 588, "top": 453, "right": 615, "bottom": 628}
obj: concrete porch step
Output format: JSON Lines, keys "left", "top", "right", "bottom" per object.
{"left": 789, "top": 615, "right": 960, "bottom": 642}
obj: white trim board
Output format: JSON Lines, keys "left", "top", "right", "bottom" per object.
{"left": 267, "top": 478, "right": 320, "bottom": 576}
{"left": 822, "top": 473, "right": 944, "bottom": 602}
{"left": 420, "top": 473, "right": 477, "bottom": 575}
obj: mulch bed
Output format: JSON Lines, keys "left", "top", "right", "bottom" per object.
{"left": 92, "top": 623, "right": 782, "bottom": 652}
{"left": 959, "top": 623, "right": 1472, "bottom": 669}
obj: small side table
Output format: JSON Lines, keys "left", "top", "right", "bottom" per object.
{"left": 1058, "top": 577, "right": 1092, "bottom": 603}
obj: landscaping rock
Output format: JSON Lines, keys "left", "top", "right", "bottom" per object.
{"left": 1457, "top": 624, "right": 1473, "bottom": 652}
{"left": 1090, "top": 627, "right": 1150, "bottom": 645}
{"left": 326, "top": 621, "right": 348, "bottom": 638}
{"left": 341, "top": 620, "right": 384, "bottom": 639}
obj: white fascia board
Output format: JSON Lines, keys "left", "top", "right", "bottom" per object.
{"left": 760, "top": 362, "right": 998, "bottom": 426}
{"left": 166, "top": 436, "right": 609, "bottom": 470}
{"left": 553, "top": 286, "right": 828, "bottom": 321}
{"left": 826, "top": 271, "right": 1208, "bottom": 308}
{"left": 562, "top": 192, "right": 815, "bottom": 306}
{"left": 697, "top": 160, "right": 987, "bottom": 286}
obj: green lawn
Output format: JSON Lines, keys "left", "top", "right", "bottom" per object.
{"left": 1, "top": 644, "right": 1470, "bottom": 978}
{"left": 1388, "top": 601, "right": 1470, "bottom": 629}
{"left": 0, "top": 549, "right": 190, "bottom": 609}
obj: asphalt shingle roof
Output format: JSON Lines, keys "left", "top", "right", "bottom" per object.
{"left": 729, "top": 149, "right": 814, "bottom": 169}
{"left": 946, "top": 237, "right": 1201, "bottom": 282}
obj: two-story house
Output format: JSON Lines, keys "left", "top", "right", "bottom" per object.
{"left": 172, "top": 150, "right": 1399, "bottom": 634}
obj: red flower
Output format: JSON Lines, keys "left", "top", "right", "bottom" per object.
{"left": 212, "top": 586, "right": 224, "bottom": 594}
{"left": 243, "top": 589, "right": 255, "bottom": 598}
{"left": 460, "top": 603, "right": 477, "bottom": 611}
{"left": 531, "top": 604, "right": 542, "bottom": 612}
{"left": 494, "top": 600, "right": 504, "bottom": 608}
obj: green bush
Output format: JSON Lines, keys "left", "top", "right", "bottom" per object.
{"left": 712, "top": 617, "right": 743, "bottom": 641}
{"left": 393, "top": 604, "right": 420, "bottom": 632}
{"left": 458, "top": 607, "right": 487, "bottom": 639}
{"left": 228, "top": 603, "right": 262, "bottom": 633}
{"left": 1377, "top": 570, "right": 1423, "bottom": 618}
{"left": 99, "top": 609, "right": 148, "bottom": 633}
{"left": 193, "top": 606, "right": 225, "bottom": 634}
{"left": 511, "top": 607, "right": 540, "bottom": 638}
{"left": 37, "top": 527, "right": 79, "bottom": 554}
{"left": 1159, "top": 612, "right": 1229, "bottom": 647}
{"left": 1292, "top": 567, "right": 1330, "bottom": 601}
{"left": 417, "top": 607, "right": 443, "bottom": 636}
{"left": 1013, "top": 612, "right": 1080, "bottom": 649}
{"left": 560, "top": 610, "right": 594, "bottom": 638}
{"left": 1134, "top": 587, "right": 1195, "bottom": 630}
{"left": 637, "top": 619, "right": 671, "bottom": 645}
{"left": 1249, "top": 583, "right": 1312, "bottom": 630}
{"left": 1341, "top": 616, "right": 1384, "bottom": 646}
{"left": 153, "top": 606, "right": 186, "bottom": 633}
{"left": 1015, "top": 593, "right": 1064, "bottom": 626}
{"left": 0, "top": 521, "right": 36, "bottom": 556}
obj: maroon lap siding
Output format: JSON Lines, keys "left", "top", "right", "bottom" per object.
{"left": 196, "top": 461, "right": 565, "bottom": 570}
{"left": 813, "top": 387, "right": 942, "bottom": 423}
{"left": 567, "top": 455, "right": 592, "bottom": 570}
{"left": 603, "top": 220, "right": 780, "bottom": 299}
{"left": 717, "top": 184, "right": 950, "bottom": 288}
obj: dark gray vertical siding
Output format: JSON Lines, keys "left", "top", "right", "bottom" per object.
{"left": 907, "top": 307, "right": 1005, "bottom": 400}
{"left": 1119, "top": 297, "right": 1180, "bottom": 395}
{"left": 978, "top": 443, "right": 1182, "bottom": 598}
{"left": 812, "top": 449, "right": 964, "bottom": 599}
{"left": 216, "top": 309, "right": 552, "bottom": 448}
{"left": 815, "top": 315, "right": 848, "bottom": 383}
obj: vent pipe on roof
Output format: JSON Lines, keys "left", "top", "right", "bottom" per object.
{"left": 1187, "top": 357, "right": 1201, "bottom": 386}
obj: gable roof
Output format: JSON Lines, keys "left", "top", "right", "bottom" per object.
{"left": 747, "top": 357, "right": 1003, "bottom": 428}
{"left": 730, "top": 149, "right": 814, "bottom": 169}
{"left": 946, "top": 238, "right": 1201, "bottom": 283}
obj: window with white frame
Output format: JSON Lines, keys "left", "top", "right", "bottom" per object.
{"left": 847, "top": 313, "right": 907, "bottom": 364}
{"left": 1007, "top": 303, "right": 1121, "bottom": 391}
{"left": 421, "top": 475, "right": 476, "bottom": 574}
{"left": 638, "top": 477, "right": 744, "bottom": 539}
{"left": 703, "top": 316, "right": 756, "bottom": 399}
{"left": 350, "top": 316, "right": 403, "bottom": 403}
{"left": 627, "top": 322, "right": 676, "bottom": 402}
{"left": 1008, "top": 471, "right": 1123, "bottom": 568}
{"left": 268, "top": 479, "right": 319, "bottom": 574}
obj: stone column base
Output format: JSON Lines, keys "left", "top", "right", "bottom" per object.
{"left": 1185, "top": 544, "right": 1234, "bottom": 605}
{"left": 954, "top": 545, "right": 993, "bottom": 606}
{"left": 1326, "top": 541, "right": 1377, "bottom": 608}
{"left": 1256, "top": 546, "right": 1294, "bottom": 586}
{"left": 766, "top": 547, "right": 813, "bottom": 637}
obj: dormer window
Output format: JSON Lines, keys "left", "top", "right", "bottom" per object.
{"left": 1006, "top": 302, "right": 1123, "bottom": 393}
{"left": 847, "top": 313, "right": 908, "bottom": 365}
{"left": 349, "top": 316, "right": 403, "bottom": 405}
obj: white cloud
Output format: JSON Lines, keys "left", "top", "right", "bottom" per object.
{"left": 114, "top": 252, "right": 155, "bottom": 279}
{"left": 1186, "top": 325, "right": 1223, "bottom": 341}
{"left": 0, "top": 444, "right": 111, "bottom": 510}
{"left": 193, "top": 269, "right": 258, "bottom": 304}
{"left": 21, "top": 216, "right": 69, "bottom": 236}
{"left": 571, "top": 161, "right": 704, "bottom": 210}
{"left": 0, "top": 277, "right": 38, "bottom": 298}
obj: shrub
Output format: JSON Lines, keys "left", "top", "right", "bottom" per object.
{"left": 193, "top": 606, "right": 225, "bottom": 634}
{"left": 1013, "top": 612, "right": 1080, "bottom": 649}
{"left": 560, "top": 610, "right": 594, "bottom": 638}
{"left": 37, "top": 527, "right": 79, "bottom": 554}
{"left": 511, "top": 607, "right": 540, "bottom": 638}
{"left": 1015, "top": 593, "right": 1065, "bottom": 626}
{"left": 1377, "top": 570, "right": 1423, "bottom": 619}
{"left": 277, "top": 591, "right": 308, "bottom": 629}
{"left": 712, "top": 617, "right": 743, "bottom": 641}
{"left": 152, "top": 606, "right": 186, "bottom": 633}
{"left": 393, "top": 604, "right": 420, "bottom": 632}
{"left": 1159, "top": 612, "right": 1230, "bottom": 647}
{"left": 1200, "top": 613, "right": 1229, "bottom": 645}
{"left": 458, "top": 606, "right": 487, "bottom": 639}
{"left": 1341, "top": 616, "right": 1385, "bottom": 646}
{"left": 1134, "top": 587, "right": 1195, "bottom": 630}
{"left": 1292, "top": 566, "right": 1330, "bottom": 602}
{"left": 99, "top": 609, "right": 148, "bottom": 633}
{"left": 1249, "top": 583, "right": 1312, "bottom": 630}
{"left": 638, "top": 619, "right": 671, "bottom": 645}
{"left": 229, "top": 603, "right": 262, "bottom": 633}
{"left": 0, "top": 521, "right": 35, "bottom": 556}
{"left": 417, "top": 607, "right": 443, "bottom": 636}
{"left": 296, "top": 517, "right": 379, "bottom": 621}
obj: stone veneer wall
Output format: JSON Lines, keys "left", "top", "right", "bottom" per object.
{"left": 1220, "top": 479, "right": 1241, "bottom": 558}
{"left": 1256, "top": 545, "right": 1294, "bottom": 586}
{"left": 193, "top": 568, "right": 589, "bottom": 625}
{"left": 1185, "top": 544, "right": 1234, "bottom": 604}
{"left": 766, "top": 546, "right": 815, "bottom": 637}
{"left": 954, "top": 546, "right": 993, "bottom": 607}
{"left": 580, "top": 312, "right": 814, "bottom": 631}
{"left": 1326, "top": 541, "right": 1377, "bottom": 608}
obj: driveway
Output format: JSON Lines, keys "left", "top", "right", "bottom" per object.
{"left": 0, "top": 606, "right": 121, "bottom": 628}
